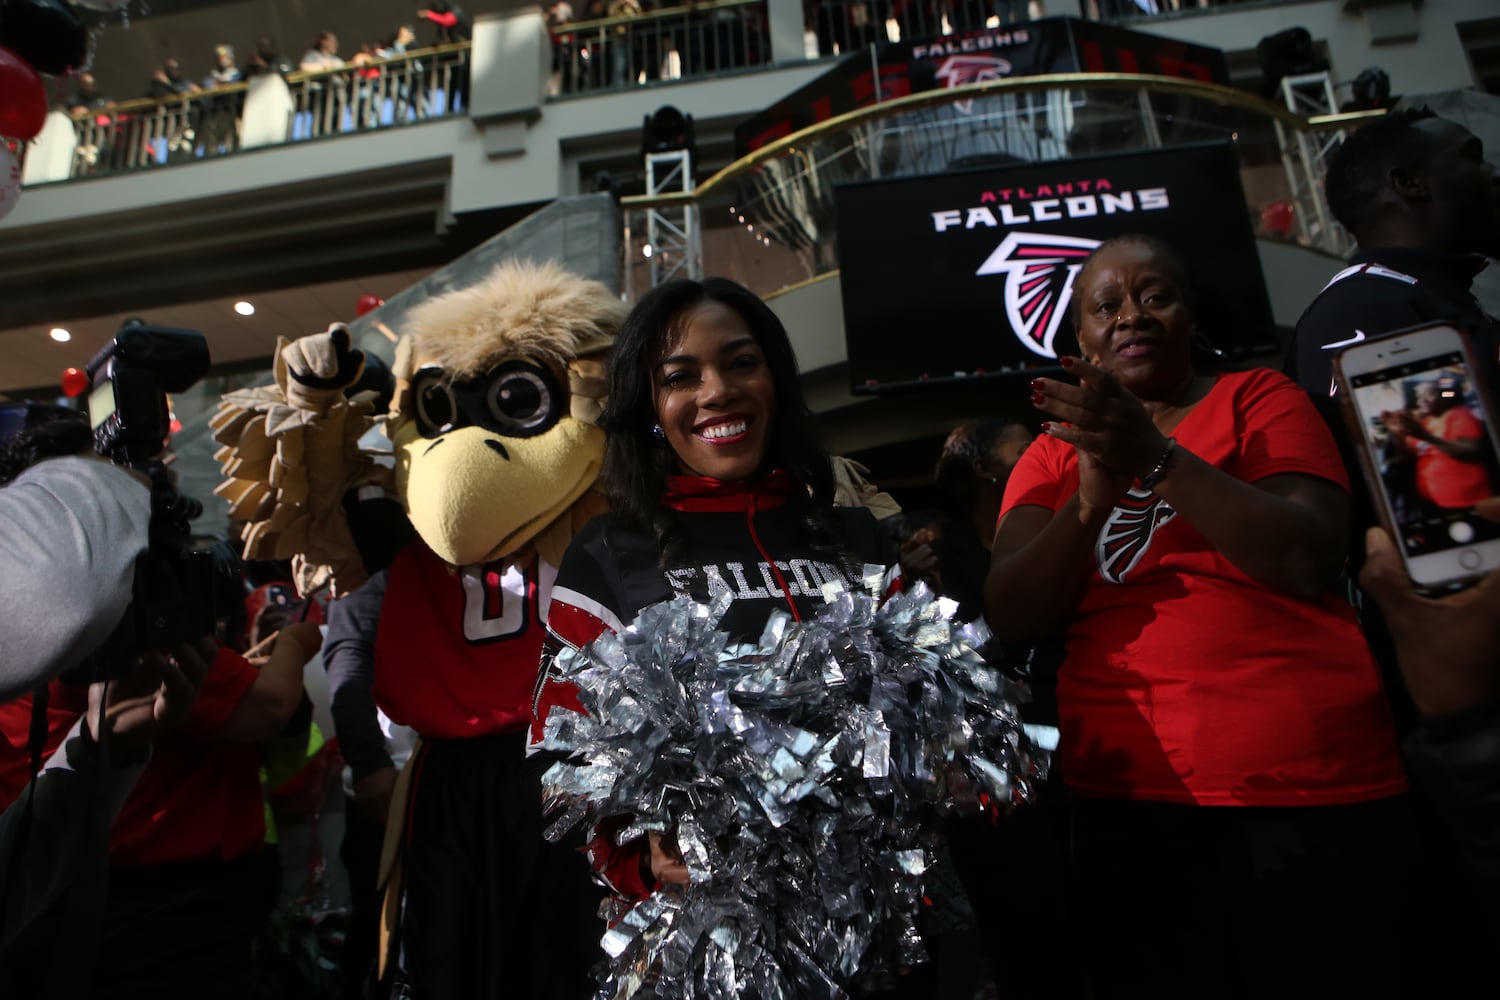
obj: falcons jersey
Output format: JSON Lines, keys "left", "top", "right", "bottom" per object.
{"left": 373, "top": 539, "right": 557, "bottom": 741}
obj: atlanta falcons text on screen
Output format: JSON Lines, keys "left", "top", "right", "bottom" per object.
{"left": 932, "top": 186, "right": 1170, "bottom": 232}
{"left": 911, "top": 28, "right": 1030, "bottom": 59}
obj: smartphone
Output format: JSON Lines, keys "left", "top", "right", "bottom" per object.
{"left": 1334, "top": 321, "right": 1500, "bottom": 592}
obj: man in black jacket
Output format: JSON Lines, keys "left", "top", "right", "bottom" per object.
{"left": 1288, "top": 108, "right": 1500, "bottom": 963}
{"left": 1289, "top": 108, "right": 1499, "bottom": 730}
{"left": 1291, "top": 107, "right": 1499, "bottom": 405}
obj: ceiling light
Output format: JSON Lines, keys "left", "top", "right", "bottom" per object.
{"left": 234, "top": 301, "right": 255, "bottom": 316}
{"left": 49, "top": 328, "right": 71, "bottom": 342}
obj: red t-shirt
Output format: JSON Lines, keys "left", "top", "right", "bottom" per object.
{"left": 373, "top": 541, "right": 550, "bottom": 740}
{"left": 999, "top": 368, "right": 1408, "bottom": 806}
{"left": 0, "top": 648, "right": 267, "bottom": 866}
{"left": 1417, "top": 406, "right": 1492, "bottom": 509}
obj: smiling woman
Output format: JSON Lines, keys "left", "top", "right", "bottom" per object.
{"left": 531, "top": 277, "right": 900, "bottom": 944}
{"left": 984, "top": 234, "right": 1415, "bottom": 997}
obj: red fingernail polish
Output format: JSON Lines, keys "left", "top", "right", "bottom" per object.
{"left": 1030, "top": 391, "right": 1045, "bottom": 405}
{"left": 1041, "top": 421, "right": 1054, "bottom": 432}
{"left": 1059, "top": 356, "right": 1076, "bottom": 368}
{"left": 1030, "top": 378, "right": 1044, "bottom": 391}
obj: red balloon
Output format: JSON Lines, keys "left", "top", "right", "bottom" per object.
{"left": 0, "top": 46, "right": 47, "bottom": 141}
{"left": 60, "top": 366, "right": 89, "bottom": 397}
{"left": 355, "top": 293, "right": 384, "bottom": 317}
{"left": 1261, "top": 200, "right": 1295, "bottom": 239}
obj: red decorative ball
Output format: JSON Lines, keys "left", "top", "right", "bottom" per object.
{"left": 60, "top": 366, "right": 89, "bottom": 397}
{"left": 0, "top": 46, "right": 47, "bottom": 141}
{"left": 1260, "top": 200, "right": 1295, "bottom": 239}
{"left": 355, "top": 293, "right": 384, "bottom": 317}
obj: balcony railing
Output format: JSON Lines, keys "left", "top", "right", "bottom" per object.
{"left": 47, "top": 43, "right": 470, "bottom": 181}
{"left": 1081, "top": 0, "right": 1304, "bottom": 21}
{"left": 808, "top": 0, "right": 1043, "bottom": 58}
{"left": 287, "top": 44, "right": 470, "bottom": 142}
{"left": 549, "top": 0, "right": 771, "bottom": 96}
{"left": 619, "top": 72, "right": 1383, "bottom": 301}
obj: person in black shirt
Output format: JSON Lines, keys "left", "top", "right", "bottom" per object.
{"left": 1289, "top": 106, "right": 1500, "bottom": 984}
{"left": 1291, "top": 108, "right": 1499, "bottom": 402}
{"left": 1289, "top": 108, "right": 1500, "bottom": 724}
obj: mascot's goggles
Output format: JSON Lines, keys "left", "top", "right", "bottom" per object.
{"left": 411, "top": 360, "right": 565, "bottom": 439}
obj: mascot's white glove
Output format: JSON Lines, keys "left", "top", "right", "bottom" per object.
{"left": 284, "top": 324, "right": 368, "bottom": 413}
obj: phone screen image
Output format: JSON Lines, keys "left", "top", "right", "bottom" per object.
{"left": 1348, "top": 352, "right": 1500, "bottom": 559}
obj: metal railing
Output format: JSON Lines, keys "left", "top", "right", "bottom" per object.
{"left": 286, "top": 43, "right": 470, "bottom": 142}
{"left": 619, "top": 72, "right": 1384, "bottom": 300}
{"left": 70, "top": 85, "right": 248, "bottom": 176}
{"left": 549, "top": 0, "right": 771, "bottom": 96}
{"left": 59, "top": 43, "right": 469, "bottom": 179}
{"left": 1082, "top": 0, "right": 1301, "bottom": 21}
{"left": 808, "top": 0, "right": 1041, "bottom": 58}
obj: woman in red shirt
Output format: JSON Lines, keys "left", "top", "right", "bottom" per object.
{"left": 985, "top": 235, "right": 1411, "bottom": 998}
{"left": 1383, "top": 378, "right": 1494, "bottom": 509}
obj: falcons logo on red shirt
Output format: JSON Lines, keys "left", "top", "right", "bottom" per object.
{"left": 976, "top": 232, "right": 1100, "bottom": 359}
{"left": 1096, "top": 487, "right": 1177, "bottom": 584}
{"left": 934, "top": 56, "right": 1012, "bottom": 113}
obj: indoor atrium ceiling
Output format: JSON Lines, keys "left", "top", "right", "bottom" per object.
{"left": 0, "top": 269, "right": 431, "bottom": 397}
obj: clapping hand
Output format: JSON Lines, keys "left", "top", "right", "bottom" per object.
{"left": 1032, "top": 356, "right": 1167, "bottom": 517}
{"left": 1380, "top": 409, "right": 1423, "bottom": 439}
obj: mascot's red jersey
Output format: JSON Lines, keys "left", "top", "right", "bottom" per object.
{"left": 373, "top": 539, "right": 557, "bottom": 740}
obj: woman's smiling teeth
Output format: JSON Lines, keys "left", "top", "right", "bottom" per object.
{"left": 699, "top": 419, "right": 748, "bottom": 441}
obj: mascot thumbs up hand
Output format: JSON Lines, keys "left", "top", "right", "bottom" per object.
{"left": 282, "top": 323, "right": 368, "bottom": 404}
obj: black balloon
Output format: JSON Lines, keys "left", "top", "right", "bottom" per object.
{"left": 0, "top": 0, "right": 87, "bottom": 77}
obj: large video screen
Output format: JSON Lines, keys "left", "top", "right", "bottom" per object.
{"left": 833, "top": 143, "right": 1276, "bottom": 393}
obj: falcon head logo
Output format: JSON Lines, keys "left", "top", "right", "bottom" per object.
{"left": 934, "top": 55, "right": 1012, "bottom": 114}
{"left": 976, "top": 231, "right": 1100, "bottom": 360}
{"left": 1096, "top": 488, "right": 1177, "bottom": 584}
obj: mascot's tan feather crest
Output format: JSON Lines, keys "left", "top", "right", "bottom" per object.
{"left": 402, "top": 260, "right": 626, "bottom": 379}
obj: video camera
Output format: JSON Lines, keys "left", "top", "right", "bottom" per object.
{"left": 85, "top": 320, "right": 220, "bottom": 658}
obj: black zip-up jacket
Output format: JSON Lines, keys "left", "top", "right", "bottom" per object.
{"left": 532, "top": 470, "right": 893, "bottom": 897}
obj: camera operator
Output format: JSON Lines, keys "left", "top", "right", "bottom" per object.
{"left": 0, "top": 404, "right": 213, "bottom": 958}
{"left": 0, "top": 406, "right": 152, "bottom": 698}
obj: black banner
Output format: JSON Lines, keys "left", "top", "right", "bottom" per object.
{"left": 734, "top": 16, "right": 1229, "bottom": 158}
{"left": 833, "top": 142, "right": 1275, "bottom": 393}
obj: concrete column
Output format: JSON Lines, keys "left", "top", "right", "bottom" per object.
{"left": 240, "top": 73, "right": 294, "bottom": 149}
{"left": 469, "top": 9, "right": 549, "bottom": 134}
{"left": 20, "top": 111, "right": 78, "bottom": 185}
{"left": 766, "top": 0, "right": 810, "bottom": 66}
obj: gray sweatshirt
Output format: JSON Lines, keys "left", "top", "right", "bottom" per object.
{"left": 0, "top": 457, "right": 150, "bottom": 700}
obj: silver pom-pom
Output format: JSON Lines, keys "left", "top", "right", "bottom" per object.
{"left": 540, "top": 574, "right": 1048, "bottom": 998}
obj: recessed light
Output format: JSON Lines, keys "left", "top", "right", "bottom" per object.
{"left": 49, "top": 328, "right": 71, "bottom": 342}
{"left": 234, "top": 301, "right": 255, "bottom": 316}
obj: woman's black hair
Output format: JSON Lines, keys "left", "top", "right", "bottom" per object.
{"left": 1067, "top": 233, "right": 1197, "bottom": 328}
{"left": 934, "top": 418, "right": 1025, "bottom": 514}
{"left": 599, "top": 277, "right": 846, "bottom": 571}
{"left": 0, "top": 404, "right": 92, "bottom": 487}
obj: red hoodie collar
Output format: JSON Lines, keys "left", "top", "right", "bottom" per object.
{"left": 662, "top": 469, "right": 794, "bottom": 512}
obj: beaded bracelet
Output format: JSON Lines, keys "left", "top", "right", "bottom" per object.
{"left": 1138, "top": 437, "right": 1177, "bottom": 492}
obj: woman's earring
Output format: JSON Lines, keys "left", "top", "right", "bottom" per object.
{"left": 651, "top": 423, "right": 666, "bottom": 441}
{"left": 1191, "top": 328, "right": 1228, "bottom": 361}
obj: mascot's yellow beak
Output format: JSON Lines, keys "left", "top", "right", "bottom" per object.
{"left": 393, "top": 416, "right": 604, "bottom": 566}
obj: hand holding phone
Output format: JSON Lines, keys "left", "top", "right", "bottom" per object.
{"left": 1359, "top": 506, "right": 1500, "bottom": 718}
{"left": 1334, "top": 322, "right": 1500, "bottom": 592}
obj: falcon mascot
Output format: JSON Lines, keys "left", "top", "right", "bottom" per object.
{"left": 212, "top": 261, "right": 625, "bottom": 999}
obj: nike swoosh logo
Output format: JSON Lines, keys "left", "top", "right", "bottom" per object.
{"left": 1321, "top": 329, "right": 1366, "bottom": 350}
